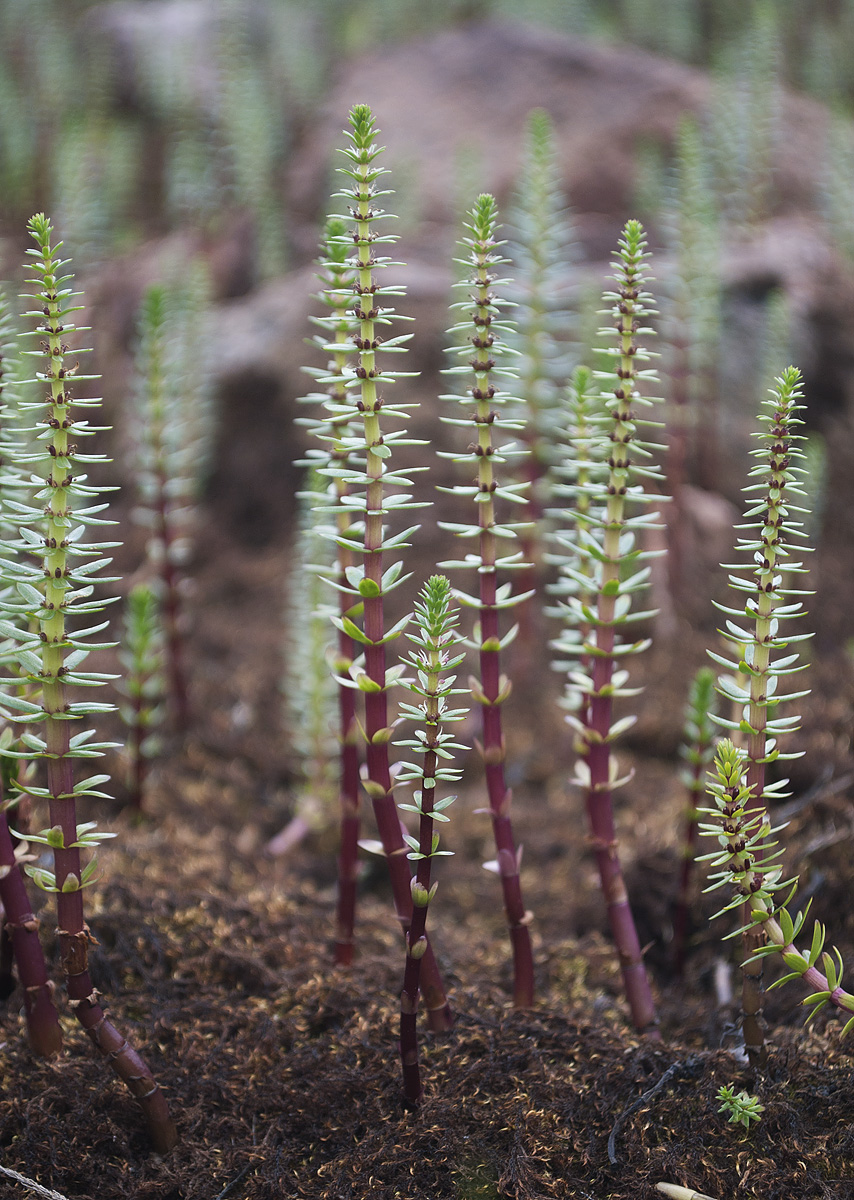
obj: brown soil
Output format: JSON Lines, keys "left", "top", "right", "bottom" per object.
{"left": 1, "top": 518, "right": 853, "bottom": 1200}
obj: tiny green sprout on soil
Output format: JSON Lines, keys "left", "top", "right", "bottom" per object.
{"left": 716, "top": 1084, "right": 764, "bottom": 1129}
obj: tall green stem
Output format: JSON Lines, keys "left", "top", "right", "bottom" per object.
{"left": 440, "top": 194, "right": 534, "bottom": 1007}
{"left": 0, "top": 215, "right": 177, "bottom": 1152}
{"left": 329, "top": 107, "right": 451, "bottom": 1028}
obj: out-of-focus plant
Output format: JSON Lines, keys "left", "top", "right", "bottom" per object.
{"left": 548, "top": 363, "right": 605, "bottom": 726}
{"left": 267, "top": 472, "right": 338, "bottom": 859}
{"left": 439, "top": 192, "right": 536, "bottom": 1008}
{"left": 289, "top": 216, "right": 362, "bottom": 965}
{"left": 705, "top": 1, "right": 782, "bottom": 233}
{"left": 117, "top": 582, "right": 164, "bottom": 813}
{"left": 660, "top": 118, "right": 721, "bottom": 563}
{"left": 130, "top": 267, "right": 214, "bottom": 734}
{"left": 0, "top": 214, "right": 176, "bottom": 1151}
{"left": 506, "top": 110, "right": 577, "bottom": 573}
{"left": 395, "top": 575, "right": 467, "bottom": 1106}
{"left": 671, "top": 666, "right": 718, "bottom": 975}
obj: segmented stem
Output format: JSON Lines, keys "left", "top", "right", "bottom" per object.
{"left": 330, "top": 106, "right": 451, "bottom": 1027}
{"left": 396, "top": 576, "right": 466, "bottom": 1105}
{"left": 709, "top": 365, "right": 812, "bottom": 1065}
{"left": 572, "top": 221, "right": 664, "bottom": 1035}
{"left": 1, "top": 216, "right": 177, "bottom": 1152}
{"left": 440, "top": 194, "right": 534, "bottom": 1007}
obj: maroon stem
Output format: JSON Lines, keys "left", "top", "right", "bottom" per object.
{"left": 45, "top": 717, "right": 178, "bottom": 1152}
{"left": 0, "top": 810, "right": 63, "bottom": 1056}
{"left": 586, "top": 641, "right": 659, "bottom": 1035}
{"left": 361, "top": 574, "right": 452, "bottom": 1030}
{"left": 399, "top": 747, "right": 439, "bottom": 1107}
{"left": 478, "top": 558, "right": 535, "bottom": 1008}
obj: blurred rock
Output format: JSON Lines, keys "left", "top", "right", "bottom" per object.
{"left": 84, "top": 0, "right": 319, "bottom": 121}
{"left": 287, "top": 19, "right": 829, "bottom": 261}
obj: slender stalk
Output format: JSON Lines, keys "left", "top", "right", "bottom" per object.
{"left": 440, "top": 193, "right": 535, "bottom": 1007}
{"left": 325, "top": 106, "right": 452, "bottom": 1028}
{"left": 566, "top": 221, "right": 665, "bottom": 1035}
{"left": 0, "top": 785, "right": 62, "bottom": 1055}
{"left": 0, "top": 215, "right": 177, "bottom": 1152}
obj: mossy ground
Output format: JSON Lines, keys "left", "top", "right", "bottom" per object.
{"left": 0, "top": 503, "right": 852, "bottom": 1200}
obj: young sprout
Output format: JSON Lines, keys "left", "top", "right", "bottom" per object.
{"left": 439, "top": 192, "right": 535, "bottom": 1008}
{"left": 394, "top": 575, "right": 467, "bottom": 1106}
{"left": 716, "top": 1084, "right": 764, "bottom": 1130}
{"left": 0, "top": 215, "right": 177, "bottom": 1152}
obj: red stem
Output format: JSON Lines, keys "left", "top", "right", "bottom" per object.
{"left": 0, "top": 810, "right": 62, "bottom": 1056}
{"left": 478, "top": 562, "right": 535, "bottom": 1007}
{"left": 45, "top": 716, "right": 178, "bottom": 1152}
{"left": 399, "top": 748, "right": 438, "bottom": 1107}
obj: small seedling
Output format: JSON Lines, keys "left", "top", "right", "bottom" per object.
{"left": 716, "top": 1083, "right": 764, "bottom": 1129}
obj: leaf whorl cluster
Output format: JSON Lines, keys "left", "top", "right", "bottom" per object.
{"left": 395, "top": 574, "right": 468, "bottom": 860}
{"left": 0, "top": 214, "right": 119, "bottom": 888}
{"left": 555, "top": 220, "right": 665, "bottom": 783}
{"left": 439, "top": 192, "right": 531, "bottom": 611}
{"left": 709, "top": 366, "right": 812, "bottom": 788}
{"left": 701, "top": 740, "right": 854, "bottom": 1038}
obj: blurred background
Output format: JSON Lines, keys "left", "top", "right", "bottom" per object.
{"left": 2, "top": 0, "right": 854, "bottom": 808}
